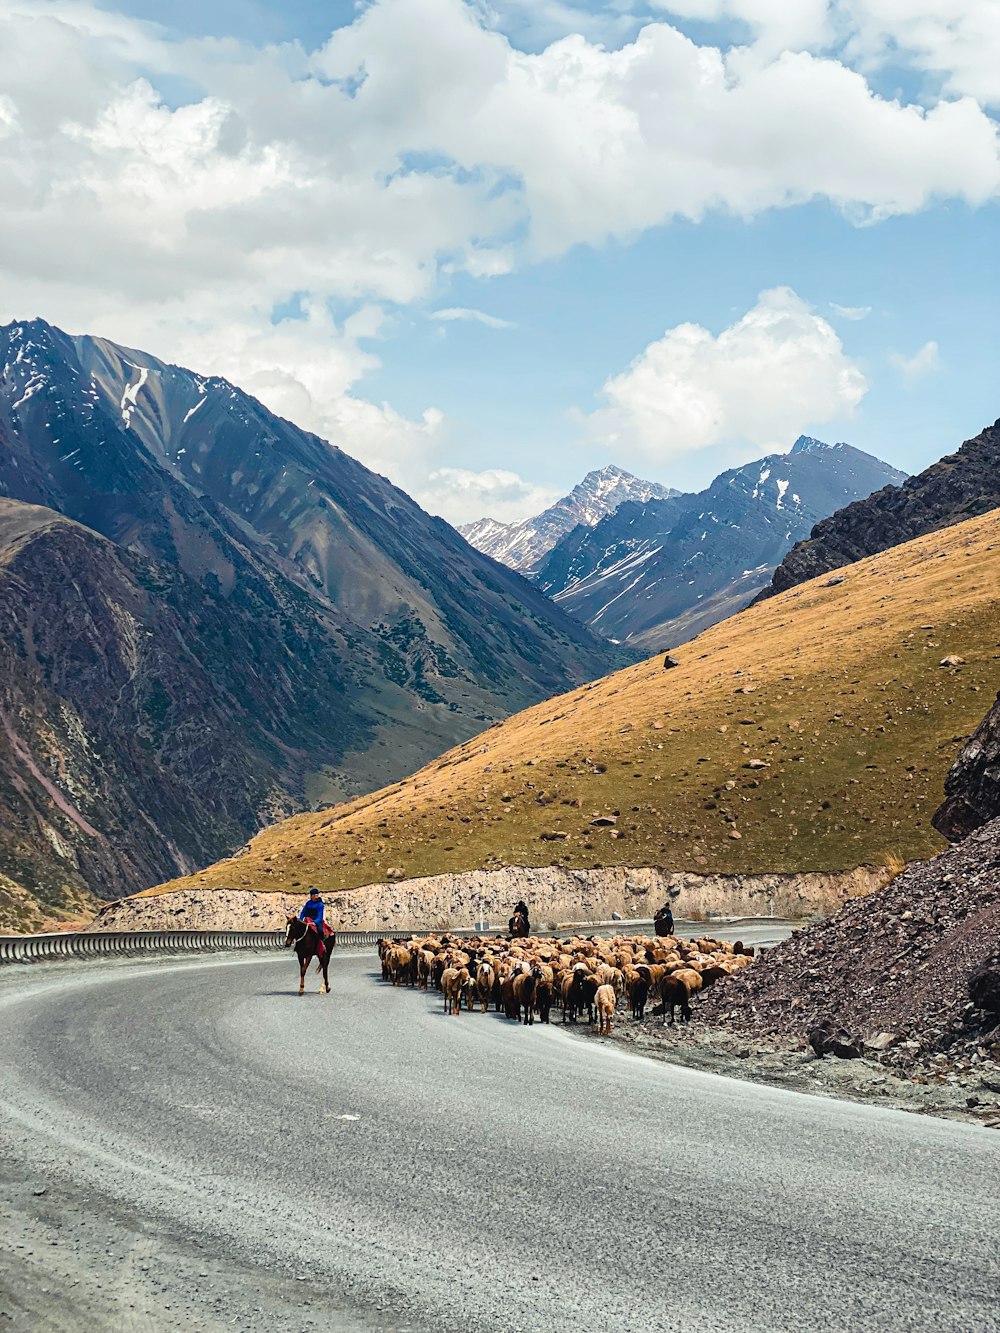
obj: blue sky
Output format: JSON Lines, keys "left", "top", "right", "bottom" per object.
{"left": 2, "top": 0, "right": 998, "bottom": 520}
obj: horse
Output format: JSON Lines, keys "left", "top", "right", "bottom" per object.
{"left": 508, "top": 911, "right": 530, "bottom": 938}
{"left": 653, "top": 906, "right": 675, "bottom": 938}
{"left": 283, "top": 915, "right": 336, "bottom": 996}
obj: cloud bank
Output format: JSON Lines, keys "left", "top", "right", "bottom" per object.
{"left": 0, "top": 0, "right": 995, "bottom": 513}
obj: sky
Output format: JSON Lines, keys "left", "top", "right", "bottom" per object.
{"left": 1, "top": 0, "right": 998, "bottom": 524}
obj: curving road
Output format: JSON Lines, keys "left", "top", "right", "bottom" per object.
{"left": 1, "top": 951, "right": 998, "bottom": 1333}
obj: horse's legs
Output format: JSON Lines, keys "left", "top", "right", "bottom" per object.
{"left": 298, "top": 955, "right": 307, "bottom": 996}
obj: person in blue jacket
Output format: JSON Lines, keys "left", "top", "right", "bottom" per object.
{"left": 299, "top": 888, "right": 329, "bottom": 958}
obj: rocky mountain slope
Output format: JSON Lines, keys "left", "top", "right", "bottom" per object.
{"left": 458, "top": 465, "right": 676, "bottom": 572}
{"left": 700, "top": 804, "right": 1000, "bottom": 1083}
{"left": 690, "top": 688, "right": 1000, "bottom": 1094}
{"left": 0, "top": 319, "right": 618, "bottom": 927}
{"left": 533, "top": 438, "right": 906, "bottom": 649}
{"left": 151, "top": 507, "right": 1000, "bottom": 905}
{"left": 756, "top": 419, "right": 1000, "bottom": 600}
{"left": 933, "top": 692, "right": 1000, "bottom": 842}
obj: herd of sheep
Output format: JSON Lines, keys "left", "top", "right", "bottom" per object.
{"left": 376, "top": 931, "right": 755, "bottom": 1035}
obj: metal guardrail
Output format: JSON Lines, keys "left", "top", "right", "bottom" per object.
{"left": 0, "top": 929, "right": 284, "bottom": 966}
{"left": 0, "top": 915, "right": 793, "bottom": 967}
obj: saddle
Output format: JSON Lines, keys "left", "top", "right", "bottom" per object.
{"left": 305, "top": 919, "right": 333, "bottom": 954}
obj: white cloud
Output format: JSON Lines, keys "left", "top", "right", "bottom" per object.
{"left": 0, "top": 0, "right": 996, "bottom": 491}
{"left": 842, "top": 2, "right": 1000, "bottom": 108}
{"left": 431, "top": 306, "right": 516, "bottom": 328}
{"left": 890, "top": 339, "right": 940, "bottom": 378}
{"left": 649, "top": 2, "right": 1000, "bottom": 106}
{"left": 587, "top": 287, "right": 868, "bottom": 458}
{"left": 416, "top": 467, "right": 561, "bottom": 524}
{"left": 830, "top": 302, "right": 872, "bottom": 320}
{"left": 650, "top": 0, "right": 833, "bottom": 57}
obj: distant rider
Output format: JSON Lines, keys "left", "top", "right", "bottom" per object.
{"left": 654, "top": 903, "right": 674, "bottom": 937}
{"left": 299, "top": 888, "right": 329, "bottom": 958}
{"left": 509, "top": 899, "right": 531, "bottom": 937}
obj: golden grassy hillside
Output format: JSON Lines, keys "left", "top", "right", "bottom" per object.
{"left": 151, "top": 509, "right": 1000, "bottom": 898}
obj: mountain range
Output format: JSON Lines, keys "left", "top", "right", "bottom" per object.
{"left": 0, "top": 319, "right": 618, "bottom": 928}
{"left": 458, "top": 465, "right": 677, "bottom": 572}
{"left": 756, "top": 419, "right": 1000, "bottom": 600}
{"left": 152, "top": 504, "right": 1000, "bottom": 903}
{"left": 533, "top": 437, "right": 907, "bottom": 648}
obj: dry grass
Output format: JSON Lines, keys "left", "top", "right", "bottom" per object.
{"left": 150, "top": 509, "right": 1000, "bottom": 900}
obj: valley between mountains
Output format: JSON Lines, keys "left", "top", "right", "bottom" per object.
{"left": 0, "top": 319, "right": 618, "bottom": 929}
{"left": 152, "top": 506, "right": 1000, "bottom": 907}
{"left": 0, "top": 311, "right": 998, "bottom": 948}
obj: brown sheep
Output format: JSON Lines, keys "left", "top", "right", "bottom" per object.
{"left": 627, "top": 971, "right": 650, "bottom": 1020}
{"left": 656, "top": 975, "right": 691, "bottom": 1024}
{"left": 595, "top": 984, "right": 616, "bottom": 1036}
{"left": 671, "top": 967, "right": 704, "bottom": 996}
{"left": 441, "top": 966, "right": 471, "bottom": 1015}
{"left": 387, "top": 946, "right": 413, "bottom": 987}
{"left": 532, "top": 971, "right": 553, "bottom": 1025}
{"left": 475, "top": 961, "right": 496, "bottom": 1014}
{"left": 512, "top": 971, "right": 538, "bottom": 1025}
{"left": 697, "top": 964, "right": 731, "bottom": 994}
{"left": 501, "top": 974, "right": 521, "bottom": 1021}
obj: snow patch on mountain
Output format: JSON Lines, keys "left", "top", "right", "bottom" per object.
{"left": 458, "top": 464, "right": 677, "bottom": 573}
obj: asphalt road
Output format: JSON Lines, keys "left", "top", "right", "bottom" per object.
{"left": 1, "top": 950, "right": 998, "bottom": 1333}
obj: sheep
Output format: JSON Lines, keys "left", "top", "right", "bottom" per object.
{"left": 595, "top": 984, "right": 616, "bottom": 1036}
{"left": 532, "top": 970, "right": 553, "bottom": 1025}
{"left": 475, "top": 961, "right": 496, "bottom": 1014}
{"left": 696, "top": 964, "right": 731, "bottom": 994}
{"left": 441, "top": 966, "right": 471, "bottom": 1015}
{"left": 415, "top": 948, "right": 435, "bottom": 990}
{"left": 656, "top": 974, "right": 692, "bottom": 1024}
{"left": 594, "top": 962, "right": 624, "bottom": 992}
{"left": 560, "top": 965, "right": 590, "bottom": 1024}
{"left": 671, "top": 967, "right": 704, "bottom": 997}
{"left": 372, "top": 928, "right": 755, "bottom": 1035}
{"left": 559, "top": 970, "right": 577, "bottom": 1023}
{"left": 512, "top": 971, "right": 538, "bottom": 1025}
{"left": 627, "top": 971, "right": 650, "bottom": 1020}
{"left": 387, "top": 945, "right": 413, "bottom": 987}
{"left": 578, "top": 973, "right": 601, "bottom": 1025}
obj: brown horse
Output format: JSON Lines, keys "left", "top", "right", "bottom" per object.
{"left": 508, "top": 911, "right": 530, "bottom": 938}
{"left": 283, "top": 915, "right": 336, "bottom": 995}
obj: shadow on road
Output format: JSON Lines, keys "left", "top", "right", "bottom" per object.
{"left": 253, "top": 990, "right": 335, "bottom": 998}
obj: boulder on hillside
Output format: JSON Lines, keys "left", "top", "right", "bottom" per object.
{"left": 932, "top": 693, "right": 1000, "bottom": 842}
{"left": 808, "top": 1020, "right": 863, "bottom": 1059}
{"left": 969, "top": 957, "right": 1000, "bottom": 1018}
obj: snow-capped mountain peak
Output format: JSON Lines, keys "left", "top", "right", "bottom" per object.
{"left": 458, "top": 464, "right": 677, "bottom": 572}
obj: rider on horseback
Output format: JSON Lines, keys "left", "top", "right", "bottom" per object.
{"left": 299, "top": 888, "right": 329, "bottom": 959}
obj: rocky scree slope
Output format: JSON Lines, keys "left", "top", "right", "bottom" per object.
{"left": 152, "top": 508, "right": 1000, "bottom": 903}
{"left": 458, "top": 465, "right": 676, "bottom": 573}
{"left": 534, "top": 437, "right": 905, "bottom": 649}
{"left": 756, "top": 418, "right": 1000, "bottom": 601}
{"left": 0, "top": 320, "right": 617, "bottom": 926}
{"left": 699, "top": 813, "right": 1000, "bottom": 1083}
